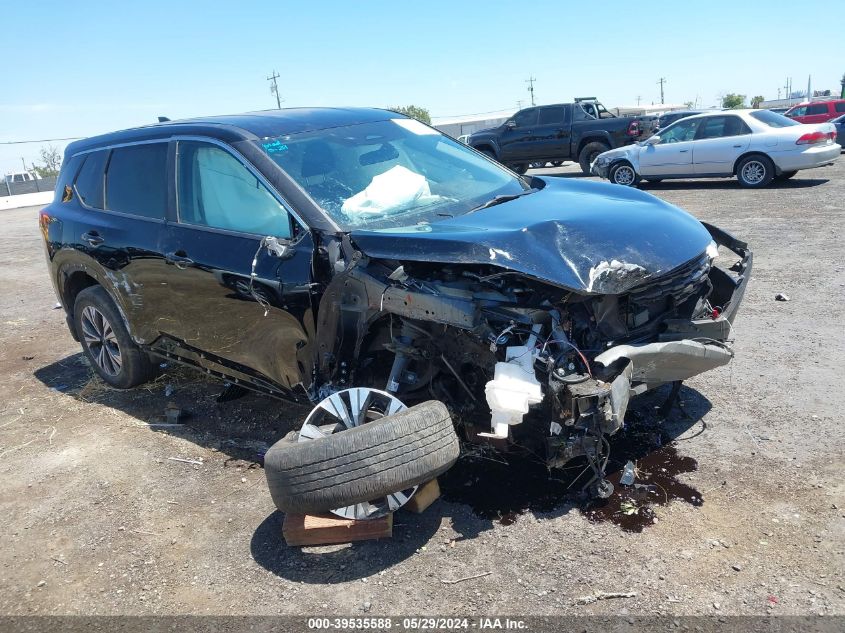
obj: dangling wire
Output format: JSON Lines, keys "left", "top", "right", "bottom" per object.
{"left": 249, "top": 239, "right": 272, "bottom": 317}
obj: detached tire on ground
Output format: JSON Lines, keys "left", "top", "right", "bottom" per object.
{"left": 264, "top": 400, "right": 460, "bottom": 515}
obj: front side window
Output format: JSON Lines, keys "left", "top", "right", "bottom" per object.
{"left": 105, "top": 143, "right": 167, "bottom": 219}
{"left": 513, "top": 108, "right": 538, "bottom": 128}
{"left": 74, "top": 150, "right": 109, "bottom": 209}
{"left": 658, "top": 118, "right": 700, "bottom": 143}
{"left": 255, "top": 118, "right": 527, "bottom": 230}
{"left": 786, "top": 105, "right": 807, "bottom": 117}
{"left": 177, "top": 141, "right": 292, "bottom": 238}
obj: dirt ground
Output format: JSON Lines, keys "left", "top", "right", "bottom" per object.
{"left": 0, "top": 162, "right": 843, "bottom": 618}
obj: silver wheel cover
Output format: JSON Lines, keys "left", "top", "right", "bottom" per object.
{"left": 614, "top": 165, "right": 636, "bottom": 185}
{"left": 741, "top": 160, "right": 766, "bottom": 184}
{"left": 298, "top": 388, "right": 417, "bottom": 519}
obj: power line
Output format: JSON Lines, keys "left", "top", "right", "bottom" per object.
{"left": 267, "top": 70, "right": 281, "bottom": 109}
{"left": 0, "top": 136, "right": 83, "bottom": 145}
{"left": 657, "top": 77, "right": 666, "bottom": 104}
{"left": 525, "top": 76, "right": 536, "bottom": 106}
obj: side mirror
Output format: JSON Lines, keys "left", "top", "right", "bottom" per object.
{"left": 505, "top": 120, "right": 516, "bottom": 129}
{"left": 645, "top": 135, "right": 661, "bottom": 146}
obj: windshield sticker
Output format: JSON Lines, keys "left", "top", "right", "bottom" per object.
{"left": 392, "top": 118, "right": 438, "bottom": 135}
{"left": 262, "top": 140, "right": 289, "bottom": 153}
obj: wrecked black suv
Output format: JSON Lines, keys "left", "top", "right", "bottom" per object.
{"left": 41, "top": 108, "right": 751, "bottom": 519}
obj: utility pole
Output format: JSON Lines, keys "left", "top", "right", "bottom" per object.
{"left": 525, "top": 76, "right": 536, "bottom": 106}
{"left": 636, "top": 95, "right": 641, "bottom": 106}
{"left": 516, "top": 100, "right": 524, "bottom": 110}
{"left": 657, "top": 77, "right": 666, "bottom": 105}
{"left": 266, "top": 70, "right": 281, "bottom": 109}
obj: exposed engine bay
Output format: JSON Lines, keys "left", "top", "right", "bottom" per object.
{"left": 312, "top": 223, "right": 752, "bottom": 497}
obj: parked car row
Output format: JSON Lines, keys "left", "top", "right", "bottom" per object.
{"left": 591, "top": 109, "right": 840, "bottom": 188}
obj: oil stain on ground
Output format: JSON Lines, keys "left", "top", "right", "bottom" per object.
{"left": 440, "top": 411, "right": 702, "bottom": 532}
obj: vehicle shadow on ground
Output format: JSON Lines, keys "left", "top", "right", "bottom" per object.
{"left": 32, "top": 352, "right": 308, "bottom": 465}
{"left": 638, "top": 177, "right": 830, "bottom": 191}
{"left": 34, "top": 354, "right": 711, "bottom": 584}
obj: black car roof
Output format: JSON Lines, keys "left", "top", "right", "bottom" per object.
{"left": 65, "top": 107, "right": 402, "bottom": 156}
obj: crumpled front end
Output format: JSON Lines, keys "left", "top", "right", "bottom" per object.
{"left": 483, "top": 223, "right": 750, "bottom": 480}
{"left": 316, "top": 219, "right": 750, "bottom": 495}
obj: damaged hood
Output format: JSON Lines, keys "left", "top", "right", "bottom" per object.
{"left": 350, "top": 177, "right": 713, "bottom": 294}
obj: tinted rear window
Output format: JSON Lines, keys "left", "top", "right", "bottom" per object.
{"left": 74, "top": 150, "right": 109, "bottom": 209}
{"left": 750, "top": 110, "right": 799, "bottom": 128}
{"left": 538, "top": 106, "right": 567, "bottom": 125}
{"left": 806, "top": 104, "right": 828, "bottom": 115}
{"left": 105, "top": 143, "right": 168, "bottom": 218}
{"left": 835, "top": 102, "right": 845, "bottom": 113}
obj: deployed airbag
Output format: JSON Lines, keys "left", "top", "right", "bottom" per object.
{"left": 342, "top": 165, "right": 441, "bottom": 220}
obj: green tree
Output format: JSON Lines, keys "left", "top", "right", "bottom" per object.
{"left": 750, "top": 95, "right": 765, "bottom": 108}
{"left": 32, "top": 145, "right": 62, "bottom": 178}
{"left": 721, "top": 93, "right": 746, "bottom": 109}
{"left": 389, "top": 105, "right": 431, "bottom": 124}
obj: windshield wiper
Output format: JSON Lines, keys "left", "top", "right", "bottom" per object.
{"left": 469, "top": 188, "right": 537, "bottom": 213}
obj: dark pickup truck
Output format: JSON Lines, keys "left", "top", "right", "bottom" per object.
{"left": 468, "top": 100, "right": 654, "bottom": 175}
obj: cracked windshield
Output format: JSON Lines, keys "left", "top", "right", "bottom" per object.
{"left": 256, "top": 117, "right": 527, "bottom": 230}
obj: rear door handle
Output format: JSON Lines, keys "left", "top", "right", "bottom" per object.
{"left": 81, "top": 231, "right": 104, "bottom": 247}
{"left": 679, "top": 149, "right": 689, "bottom": 153}
{"left": 165, "top": 251, "right": 194, "bottom": 270}
{"left": 733, "top": 144, "right": 743, "bottom": 148}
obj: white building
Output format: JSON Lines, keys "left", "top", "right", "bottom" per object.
{"left": 432, "top": 109, "right": 516, "bottom": 138}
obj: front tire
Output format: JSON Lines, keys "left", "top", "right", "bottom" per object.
{"left": 609, "top": 162, "right": 639, "bottom": 187}
{"left": 73, "top": 286, "right": 156, "bottom": 388}
{"left": 578, "top": 142, "right": 610, "bottom": 175}
{"left": 736, "top": 155, "right": 775, "bottom": 188}
{"left": 508, "top": 163, "right": 528, "bottom": 175}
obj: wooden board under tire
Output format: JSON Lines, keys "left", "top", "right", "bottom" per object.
{"left": 403, "top": 478, "right": 440, "bottom": 514}
{"left": 282, "top": 512, "right": 393, "bottom": 546}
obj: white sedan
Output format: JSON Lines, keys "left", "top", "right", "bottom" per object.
{"left": 591, "top": 109, "right": 840, "bottom": 188}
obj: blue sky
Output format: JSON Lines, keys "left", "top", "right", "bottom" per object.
{"left": 2, "top": 0, "right": 843, "bottom": 173}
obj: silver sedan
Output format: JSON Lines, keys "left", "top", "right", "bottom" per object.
{"left": 592, "top": 109, "right": 840, "bottom": 188}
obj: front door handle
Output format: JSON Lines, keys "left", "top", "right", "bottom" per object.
{"left": 165, "top": 251, "right": 194, "bottom": 270}
{"left": 679, "top": 149, "right": 689, "bottom": 153}
{"left": 81, "top": 231, "right": 104, "bottom": 247}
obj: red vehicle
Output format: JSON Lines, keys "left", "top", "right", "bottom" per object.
{"left": 784, "top": 99, "right": 845, "bottom": 124}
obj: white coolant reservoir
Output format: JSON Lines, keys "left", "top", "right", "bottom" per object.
{"left": 483, "top": 344, "right": 543, "bottom": 439}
